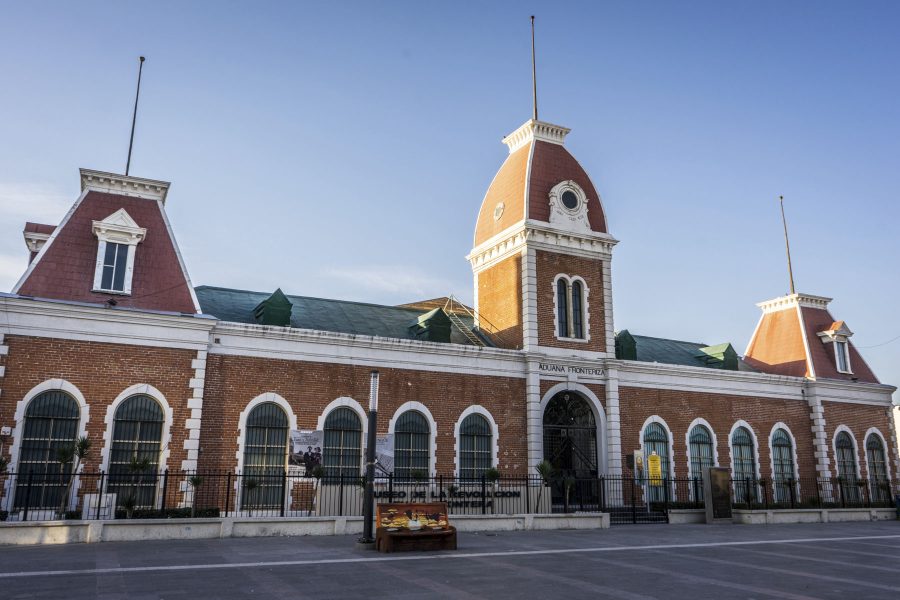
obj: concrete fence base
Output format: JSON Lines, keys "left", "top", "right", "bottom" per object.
{"left": 0, "top": 512, "right": 609, "bottom": 546}
{"left": 668, "top": 507, "right": 896, "bottom": 525}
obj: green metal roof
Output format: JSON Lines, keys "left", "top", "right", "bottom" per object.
{"left": 195, "top": 285, "right": 491, "bottom": 346}
{"left": 625, "top": 332, "right": 756, "bottom": 372}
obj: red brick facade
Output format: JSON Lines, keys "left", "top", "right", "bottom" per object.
{"left": 476, "top": 254, "right": 523, "bottom": 349}
{"left": 535, "top": 249, "right": 606, "bottom": 353}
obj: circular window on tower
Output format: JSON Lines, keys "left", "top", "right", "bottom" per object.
{"left": 561, "top": 190, "right": 579, "bottom": 211}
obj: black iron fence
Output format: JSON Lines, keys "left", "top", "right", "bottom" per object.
{"left": 0, "top": 471, "right": 896, "bottom": 522}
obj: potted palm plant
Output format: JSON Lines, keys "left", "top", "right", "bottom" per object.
{"left": 188, "top": 475, "right": 203, "bottom": 518}
{"left": 535, "top": 460, "right": 554, "bottom": 513}
{"left": 56, "top": 436, "right": 91, "bottom": 519}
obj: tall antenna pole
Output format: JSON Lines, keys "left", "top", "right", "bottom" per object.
{"left": 779, "top": 195, "right": 796, "bottom": 295}
{"left": 125, "top": 56, "right": 146, "bottom": 176}
{"left": 531, "top": 16, "right": 538, "bottom": 121}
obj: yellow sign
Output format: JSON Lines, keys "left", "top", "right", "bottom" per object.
{"left": 648, "top": 453, "right": 662, "bottom": 485}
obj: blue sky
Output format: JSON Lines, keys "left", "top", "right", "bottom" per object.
{"left": 1, "top": 1, "right": 898, "bottom": 398}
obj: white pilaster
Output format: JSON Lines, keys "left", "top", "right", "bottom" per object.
{"left": 601, "top": 257, "right": 615, "bottom": 357}
{"left": 521, "top": 247, "right": 538, "bottom": 350}
{"left": 604, "top": 364, "right": 622, "bottom": 478}
{"left": 805, "top": 386, "right": 831, "bottom": 478}
{"left": 887, "top": 406, "right": 900, "bottom": 483}
{"left": 525, "top": 360, "right": 542, "bottom": 472}
{"left": 181, "top": 349, "right": 207, "bottom": 472}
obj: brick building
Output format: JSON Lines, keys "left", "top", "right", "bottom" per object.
{"left": 0, "top": 116, "right": 896, "bottom": 515}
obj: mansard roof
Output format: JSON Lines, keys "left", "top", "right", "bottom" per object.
{"left": 195, "top": 285, "right": 492, "bottom": 346}
{"left": 617, "top": 331, "right": 754, "bottom": 372}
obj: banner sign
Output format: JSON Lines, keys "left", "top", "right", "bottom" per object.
{"left": 374, "top": 434, "right": 394, "bottom": 474}
{"left": 290, "top": 430, "right": 323, "bottom": 473}
{"left": 648, "top": 453, "right": 662, "bottom": 485}
{"left": 632, "top": 450, "right": 645, "bottom": 480}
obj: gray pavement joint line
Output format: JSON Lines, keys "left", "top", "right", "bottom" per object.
{"left": 788, "top": 542, "right": 898, "bottom": 560}
{"left": 653, "top": 544, "right": 900, "bottom": 593}
{"left": 733, "top": 545, "right": 899, "bottom": 573}
{"left": 0, "top": 533, "right": 898, "bottom": 580}
{"left": 582, "top": 552, "right": 822, "bottom": 600}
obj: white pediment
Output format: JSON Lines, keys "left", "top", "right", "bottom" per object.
{"left": 92, "top": 209, "right": 147, "bottom": 245}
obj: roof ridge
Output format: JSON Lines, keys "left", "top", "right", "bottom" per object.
{"left": 630, "top": 333, "right": 709, "bottom": 347}
{"left": 195, "top": 285, "right": 436, "bottom": 314}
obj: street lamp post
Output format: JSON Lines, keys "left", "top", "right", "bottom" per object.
{"left": 358, "top": 370, "right": 379, "bottom": 547}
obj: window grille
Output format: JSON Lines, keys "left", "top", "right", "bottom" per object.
{"left": 393, "top": 411, "right": 430, "bottom": 481}
{"left": 835, "top": 431, "right": 859, "bottom": 502}
{"left": 242, "top": 402, "right": 288, "bottom": 510}
{"left": 459, "top": 413, "right": 492, "bottom": 480}
{"left": 771, "top": 428, "right": 796, "bottom": 503}
{"left": 556, "top": 279, "right": 569, "bottom": 338}
{"left": 643, "top": 422, "right": 670, "bottom": 502}
{"left": 107, "top": 395, "right": 164, "bottom": 509}
{"left": 731, "top": 426, "right": 757, "bottom": 502}
{"left": 14, "top": 391, "right": 80, "bottom": 510}
{"left": 866, "top": 435, "right": 890, "bottom": 502}
{"left": 688, "top": 425, "right": 714, "bottom": 480}
{"left": 322, "top": 407, "right": 362, "bottom": 479}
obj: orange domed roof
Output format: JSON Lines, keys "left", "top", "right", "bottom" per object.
{"left": 474, "top": 120, "right": 607, "bottom": 248}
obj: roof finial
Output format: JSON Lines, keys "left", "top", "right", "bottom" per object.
{"left": 779, "top": 195, "right": 796, "bottom": 295}
{"left": 531, "top": 16, "right": 538, "bottom": 121}
{"left": 125, "top": 56, "right": 146, "bottom": 177}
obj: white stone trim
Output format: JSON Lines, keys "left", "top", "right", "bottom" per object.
{"left": 888, "top": 407, "right": 900, "bottom": 483}
{"left": 387, "top": 401, "right": 438, "bottom": 477}
{"left": 728, "top": 420, "right": 761, "bottom": 480}
{"left": 795, "top": 303, "right": 816, "bottom": 379}
{"left": 523, "top": 133, "right": 536, "bottom": 220}
{"left": 12, "top": 189, "right": 90, "bottom": 294}
{"left": 3, "top": 379, "right": 90, "bottom": 510}
{"left": 23, "top": 230, "right": 50, "bottom": 255}
{"left": 539, "top": 382, "right": 608, "bottom": 475}
{"left": 80, "top": 168, "right": 170, "bottom": 203}
{"left": 756, "top": 293, "right": 832, "bottom": 314}
{"left": 453, "top": 405, "right": 500, "bottom": 476}
{"left": 603, "top": 365, "right": 622, "bottom": 479}
{"left": 767, "top": 422, "right": 801, "bottom": 484}
{"left": 805, "top": 386, "right": 831, "bottom": 477}
{"left": 525, "top": 363, "right": 542, "bottom": 471}
{"left": 315, "top": 396, "right": 368, "bottom": 476}
{"left": 831, "top": 425, "right": 861, "bottom": 479}
{"left": 601, "top": 258, "right": 615, "bottom": 356}
{"left": 862, "top": 427, "right": 892, "bottom": 484}
{"left": 551, "top": 273, "right": 590, "bottom": 343}
{"left": 181, "top": 349, "right": 208, "bottom": 471}
{"left": 684, "top": 418, "right": 720, "bottom": 482}
{"left": 99, "top": 384, "right": 173, "bottom": 475}
{"left": 521, "top": 247, "right": 538, "bottom": 350}
{"left": 502, "top": 119, "right": 570, "bottom": 153}
{"left": 547, "top": 180, "right": 591, "bottom": 234}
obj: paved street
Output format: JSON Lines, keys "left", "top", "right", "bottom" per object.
{"left": 0, "top": 521, "right": 898, "bottom": 599}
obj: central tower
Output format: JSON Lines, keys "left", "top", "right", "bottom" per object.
{"left": 467, "top": 118, "right": 617, "bottom": 357}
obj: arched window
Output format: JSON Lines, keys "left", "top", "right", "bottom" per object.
{"left": 571, "top": 281, "right": 584, "bottom": 339}
{"left": 688, "top": 425, "right": 714, "bottom": 480}
{"left": 771, "top": 428, "right": 796, "bottom": 503}
{"left": 555, "top": 276, "right": 587, "bottom": 340}
{"left": 866, "top": 435, "right": 890, "bottom": 503}
{"left": 14, "top": 391, "right": 80, "bottom": 510}
{"left": 835, "top": 431, "right": 860, "bottom": 504}
{"left": 556, "top": 279, "right": 569, "bottom": 338}
{"left": 242, "top": 402, "right": 289, "bottom": 510}
{"left": 459, "top": 413, "right": 492, "bottom": 480}
{"left": 731, "top": 426, "right": 757, "bottom": 503}
{"left": 322, "top": 407, "right": 362, "bottom": 479}
{"left": 108, "top": 395, "right": 164, "bottom": 509}
{"left": 393, "top": 411, "right": 430, "bottom": 481}
{"left": 643, "top": 422, "right": 670, "bottom": 502}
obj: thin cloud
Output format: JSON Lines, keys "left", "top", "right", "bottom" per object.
{"left": 0, "top": 182, "right": 70, "bottom": 223}
{"left": 323, "top": 265, "right": 462, "bottom": 302}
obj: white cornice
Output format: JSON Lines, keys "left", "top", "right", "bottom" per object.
{"left": 467, "top": 221, "right": 618, "bottom": 273}
{"left": 22, "top": 231, "right": 50, "bottom": 254}
{"left": 0, "top": 295, "right": 214, "bottom": 350}
{"left": 502, "top": 119, "right": 571, "bottom": 154}
{"left": 757, "top": 292, "right": 832, "bottom": 314}
{"left": 92, "top": 209, "right": 147, "bottom": 245}
{"left": 80, "top": 168, "right": 170, "bottom": 204}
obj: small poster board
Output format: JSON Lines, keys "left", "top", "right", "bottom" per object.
{"left": 374, "top": 434, "right": 394, "bottom": 474}
{"left": 290, "top": 430, "right": 323, "bottom": 473}
{"left": 648, "top": 452, "right": 662, "bottom": 485}
{"left": 632, "top": 450, "right": 644, "bottom": 480}
{"left": 703, "top": 466, "right": 733, "bottom": 523}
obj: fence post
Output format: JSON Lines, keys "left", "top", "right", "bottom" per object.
{"left": 863, "top": 480, "right": 871, "bottom": 508}
{"left": 630, "top": 476, "right": 636, "bottom": 524}
{"left": 338, "top": 473, "right": 344, "bottom": 517}
{"left": 225, "top": 472, "right": 232, "bottom": 516}
{"left": 762, "top": 479, "right": 769, "bottom": 510}
{"left": 388, "top": 473, "right": 393, "bottom": 503}
{"left": 840, "top": 481, "right": 846, "bottom": 508}
{"left": 599, "top": 475, "right": 605, "bottom": 512}
{"left": 744, "top": 477, "right": 752, "bottom": 507}
{"left": 96, "top": 471, "right": 105, "bottom": 520}
{"left": 788, "top": 479, "right": 796, "bottom": 508}
{"left": 663, "top": 477, "right": 670, "bottom": 521}
{"left": 481, "top": 474, "right": 486, "bottom": 515}
{"left": 160, "top": 469, "right": 169, "bottom": 514}
{"left": 526, "top": 475, "right": 531, "bottom": 514}
{"left": 23, "top": 470, "right": 33, "bottom": 522}
{"left": 815, "top": 478, "right": 822, "bottom": 509}
{"left": 280, "top": 470, "right": 287, "bottom": 517}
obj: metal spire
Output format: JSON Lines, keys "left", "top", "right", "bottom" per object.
{"left": 125, "top": 56, "right": 145, "bottom": 176}
{"left": 779, "top": 195, "right": 796, "bottom": 295}
{"left": 531, "top": 16, "right": 538, "bottom": 121}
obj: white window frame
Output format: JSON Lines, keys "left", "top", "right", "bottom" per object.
{"left": 834, "top": 340, "right": 852, "bottom": 374}
{"left": 91, "top": 209, "right": 147, "bottom": 295}
{"left": 552, "top": 274, "right": 590, "bottom": 343}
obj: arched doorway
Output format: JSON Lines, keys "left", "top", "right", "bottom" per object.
{"left": 542, "top": 391, "right": 598, "bottom": 509}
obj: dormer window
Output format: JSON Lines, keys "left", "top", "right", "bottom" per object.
{"left": 817, "top": 320, "right": 853, "bottom": 375}
{"left": 91, "top": 209, "right": 146, "bottom": 295}
{"left": 554, "top": 274, "right": 588, "bottom": 341}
